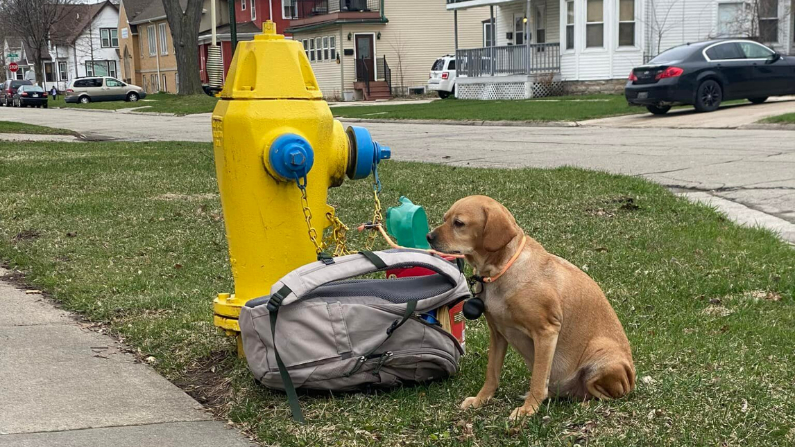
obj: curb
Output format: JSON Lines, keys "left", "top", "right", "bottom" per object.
{"left": 337, "top": 117, "right": 578, "bottom": 128}
{"left": 740, "top": 123, "right": 795, "bottom": 131}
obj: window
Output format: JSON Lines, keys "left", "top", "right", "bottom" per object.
{"left": 323, "top": 37, "right": 329, "bottom": 60}
{"left": 446, "top": 59, "right": 456, "bottom": 70}
{"left": 147, "top": 25, "right": 156, "bottom": 56}
{"left": 738, "top": 41, "right": 775, "bottom": 58}
{"left": 566, "top": 1, "right": 574, "bottom": 50}
{"left": 58, "top": 61, "right": 67, "bottom": 81}
{"left": 159, "top": 23, "right": 168, "bottom": 55}
{"left": 151, "top": 74, "right": 158, "bottom": 92}
{"left": 586, "top": 0, "right": 604, "bottom": 47}
{"left": 106, "top": 78, "right": 124, "bottom": 87}
{"left": 705, "top": 42, "right": 745, "bottom": 60}
{"left": 483, "top": 21, "right": 493, "bottom": 47}
{"left": 315, "top": 37, "right": 322, "bottom": 61}
{"left": 717, "top": 3, "right": 742, "bottom": 37}
{"left": 758, "top": 0, "right": 778, "bottom": 42}
{"left": 283, "top": 0, "right": 297, "bottom": 19}
{"left": 162, "top": 74, "right": 167, "bottom": 92}
{"left": 74, "top": 78, "right": 103, "bottom": 88}
{"left": 619, "top": 0, "right": 635, "bottom": 46}
{"left": 514, "top": 15, "right": 525, "bottom": 45}
{"left": 85, "top": 61, "right": 117, "bottom": 77}
{"left": 251, "top": 0, "right": 256, "bottom": 21}
{"left": 309, "top": 38, "right": 315, "bottom": 61}
{"left": 303, "top": 39, "right": 309, "bottom": 58}
{"left": 330, "top": 36, "right": 336, "bottom": 60}
{"left": 536, "top": 8, "right": 546, "bottom": 43}
{"left": 175, "top": 73, "right": 179, "bottom": 93}
{"left": 241, "top": 0, "right": 246, "bottom": 10}
{"left": 44, "top": 62, "right": 55, "bottom": 82}
{"left": 139, "top": 30, "right": 144, "bottom": 58}
{"left": 100, "top": 28, "right": 118, "bottom": 48}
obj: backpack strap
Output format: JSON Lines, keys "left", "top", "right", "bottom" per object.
{"left": 344, "top": 299, "right": 417, "bottom": 377}
{"left": 267, "top": 285, "right": 304, "bottom": 423}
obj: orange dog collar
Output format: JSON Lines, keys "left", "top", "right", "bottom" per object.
{"left": 480, "top": 235, "right": 527, "bottom": 283}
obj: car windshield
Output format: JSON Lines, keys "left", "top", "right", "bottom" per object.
{"left": 431, "top": 59, "right": 445, "bottom": 71}
{"left": 23, "top": 86, "right": 44, "bottom": 92}
{"left": 11, "top": 81, "right": 32, "bottom": 88}
{"left": 650, "top": 45, "right": 696, "bottom": 64}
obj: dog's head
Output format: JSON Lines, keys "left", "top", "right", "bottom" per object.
{"left": 427, "top": 195, "right": 519, "bottom": 255}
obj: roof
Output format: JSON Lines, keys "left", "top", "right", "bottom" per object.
{"left": 120, "top": 0, "right": 155, "bottom": 23}
{"left": 51, "top": 1, "right": 117, "bottom": 45}
{"left": 198, "top": 21, "right": 261, "bottom": 37}
{"left": 128, "top": 0, "right": 187, "bottom": 25}
{"left": 22, "top": 40, "right": 51, "bottom": 61}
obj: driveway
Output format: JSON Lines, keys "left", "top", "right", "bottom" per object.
{"left": 2, "top": 106, "right": 793, "bottom": 242}
{"left": 582, "top": 96, "right": 795, "bottom": 128}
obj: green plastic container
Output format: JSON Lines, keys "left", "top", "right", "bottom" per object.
{"left": 385, "top": 196, "right": 430, "bottom": 249}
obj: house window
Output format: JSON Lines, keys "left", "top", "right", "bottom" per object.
{"left": 151, "top": 74, "right": 158, "bottom": 92}
{"left": 618, "top": 0, "right": 635, "bottom": 46}
{"left": 566, "top": 1, "right": 574, "bottom": 50}
{"left": 241, "top": 0, "right": 246, "bottom": 10}
{"left": 330, "top": 36, "right": 336, "bottom": 59}
{"left": 86, "top": 61, "right": 117, "bottom": 78}
{"left": 323, "top": 36, "right": 329, "bottom": 60}
{"left": 514, "top": 15, "right": 525, "bottom": 45}
{"left": 159, "top": 23, "right": 169, "bottom": 55}
{"left": 283, "top": 0, "right": 297, "bottom": 19}
{"left": 303, "top": 39, "right": 309, "bottom": 58}
{"left": 162, "top": 74, "right": 167, "bottom": 92}
{"left": 140, "top": 30, "right": 144, "bottom": 58}
{"left": 251, "top": 0, "right": 256, "bottom": 21}
{"left": 44, "top": 62, "right": 55, "bottom": 82}
{"left": 483, "top": 21, "right": 493, "bottom": 47}
{"left": 58, "top": 61, "right": 68, "bottom": 81}
{"left": 586, "top": 0, "right": 604, "bottom": 48}
{"left": 100, "top": 28, "right": 118, "bottom": 48}
{"left": 536, "top": 8, "right": 546, "bottom": 43}
{"left": 758, "top": 0, "right": 778, "bottom": 42}
{"left": 717, "top": 3, "right": 742, "bottom": 36}
{"left": 315, "top": 37, "right": 322, "bottom": 61}
{"left": 147, "top": 25, "right": 157, "bottom": 56}
{"left": 309, "top": 38, "right": 315, "bottom": 61}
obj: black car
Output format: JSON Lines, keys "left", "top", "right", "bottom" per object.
{"left": 13, "top": 85, "right": 48, "bottom": 108}
{"left": 1, "top": 79, "right": 33, "bottom": 107}
{"left": 626, "top": 39, "right": 795, "bottom": 114}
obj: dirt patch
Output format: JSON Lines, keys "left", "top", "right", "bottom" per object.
{"left": 702, "top": 305, "right": 734, "bottom": 317}
{"left": 174, "top": 350, "right": 235, "bottom": 414}
{"left": 13, "top": 229, "right": 40, "bottom": 241}
{"left": 586, "top": 196, "right": 641, "bottom": 217}
{"left": 154, "top": 193, "right": 219, "bottom": 201}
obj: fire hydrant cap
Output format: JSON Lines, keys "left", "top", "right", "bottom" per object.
{"left": 269, "top": 134, "right": 315, "bottom": 181}
{"left": 346, "top": 126, "right": 391, "bottom": 180}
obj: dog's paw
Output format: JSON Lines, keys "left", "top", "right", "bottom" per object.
{"left": 460, "top": 396, "right": 487, "bottom": 410}
{"left": 509, "top": 405, "right": 538, "bottom": 421}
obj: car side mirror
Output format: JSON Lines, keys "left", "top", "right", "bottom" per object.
{"left": 766, "top": 52, "right": 781, "bottom": 64}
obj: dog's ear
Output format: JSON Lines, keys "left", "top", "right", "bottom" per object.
{"left": 482, "top": 203, "right": 518, "bottom": 252}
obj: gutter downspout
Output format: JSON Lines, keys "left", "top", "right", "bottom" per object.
{"left": 269, "top": 0, "right": 273, "bottom": 25}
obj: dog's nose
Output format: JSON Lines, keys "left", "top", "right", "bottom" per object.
{"left": 426, "top": 232, "right": 436, "bottom": 244}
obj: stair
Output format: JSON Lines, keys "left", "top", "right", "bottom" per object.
{"left": 354, "top": 81, "right": 392, "bottom": 101}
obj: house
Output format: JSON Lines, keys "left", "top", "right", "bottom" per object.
{"left": 2, "top": 1, "right": 120, "bottom": 91}
{"left": 197, "top": 0, "right": 294, "bottom": 85}
{"left": 445, "top": 0, "right": 795, "bottom": 99}
{"left": 284, "top": 0, "right": 488, "bottom": 101}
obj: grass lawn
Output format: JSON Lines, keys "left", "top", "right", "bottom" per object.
{"left": 332, "top": 95, "right": 643, "bottom": 122}
{"left": 1, "top": 141, "right": 794, "bottom": 446}
{"left": 49, "top": 92, "right": 218, "bottom": 115}
{"left": 761, "top": 112, "right": 795, "bottom": 124}
{"left": 0, "top": 120, "right": 77, "bottom": 136}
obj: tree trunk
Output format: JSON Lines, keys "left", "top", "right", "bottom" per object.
{"left": 162, "top": 0, "right": 204, "bottom": 95}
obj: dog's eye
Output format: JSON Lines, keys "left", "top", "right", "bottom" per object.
{"left": 453, "top": 219, "right": 465, "bottom": 228}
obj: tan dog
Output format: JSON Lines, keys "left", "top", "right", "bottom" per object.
{"left": 427, "top": 195, "right": 635, "bottom": 420}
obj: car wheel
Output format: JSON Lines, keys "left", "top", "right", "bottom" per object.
{"left": 79, "top": 96, "right": 91, "bottom": 104}
{"left": 748, "top": 97, "right": 768, "bottom": 104}
{"left": 646, "top": 105, "right": 671, "bottom": 115}
{"left": 438, "top": 91, "right": 450, "bottom": 99}
{"left": 694, "top": 80, "right": 722, "bottom": 112}
{"left": 127, "top": 92, "right": 140, "bottom": 102}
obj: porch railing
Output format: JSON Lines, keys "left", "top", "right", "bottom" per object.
{"left": 456, "top": 43, "right": 561, "bottom": 78}
{"left": 356, "top": 56, "right": 392, "bottom": 95}
{"left": 292, "top": 0, "right": 380, "bottom": 19}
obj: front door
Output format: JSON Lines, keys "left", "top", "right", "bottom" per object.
{"left": 355, "top": 34, "right": 375, "bottom": 82}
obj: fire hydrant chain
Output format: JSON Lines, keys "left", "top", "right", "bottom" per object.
{"left": 297, "top": 181, "right": 325, "bottom": 256}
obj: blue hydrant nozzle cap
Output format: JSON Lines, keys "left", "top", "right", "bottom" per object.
{"left": 269, "top": 133, "right": 315, "bottom": 182}
{"left": 346, "top": 125, "right": 392, "bottom": 180}
{"left": 378, "top": 143, "right": 391, "bottom": 160}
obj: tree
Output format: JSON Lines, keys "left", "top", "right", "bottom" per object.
{"left": 645, "top": 0, "right": 681, "bottom": 56}
{"left": 711, "top": 0, "right": 791, "bottom": 44}
{"left": 0, "top": 0, "right": 74, "bottom": 84}
{"left": 388, "top": 31, "right": 407, "bottom": 96}
{"left": 162, "top": 0, "right": 203, "bottom": 95}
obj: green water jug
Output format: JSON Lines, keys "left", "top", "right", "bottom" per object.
{"left": 385, "top": 196, "right": 430, "bottom": 249}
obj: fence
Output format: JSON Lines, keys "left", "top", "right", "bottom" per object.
{"left": 456, "top": 43, "right": 560, "bottom": 78}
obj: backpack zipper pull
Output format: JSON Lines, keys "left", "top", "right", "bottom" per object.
{"left": 372, "top": 351, "right": 393, "bottom": 376}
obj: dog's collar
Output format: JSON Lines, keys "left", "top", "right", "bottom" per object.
{"left": 477, "top": 235, "right": 527, "bottom": 284}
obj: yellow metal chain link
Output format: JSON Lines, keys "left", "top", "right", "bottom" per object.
{"left": 365, "top": 188, "right": 384, "bottom": 250}
{"left": 325, "top": 210, "right": 352, "bottom": 257}
{"left": 299, "top": 186, "right": 324, "bottom": 255}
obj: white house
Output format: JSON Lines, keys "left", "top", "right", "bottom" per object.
{"left": 445, "top": 0, "right": 794, "bottom": 99}
{"left": 2, "top": 0, "right": 120, "bottom": 91}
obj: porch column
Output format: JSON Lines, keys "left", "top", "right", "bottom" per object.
{"left": 454, "top": 10, "right": 459, "bottom": 57}
{"left": 490, "top": 5, "right": 495, "bottom": 76}
{"left": 526, "top": 0, "right": 531, "bottom": 73}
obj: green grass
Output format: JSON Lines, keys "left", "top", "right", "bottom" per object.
{"left": 332, "top": 95, "right": 642, "bottom": 122}
{"left": 761, "top": 112, "right": 795, "bottom": 124}
{"left": 0, "top": 120, "right": 76, "bottom": 136}
{"left": 1, "top": 141, "right": 794, "bottom": 446}
{"left": 49, "top": 92, "right": 218, "bottom": 115}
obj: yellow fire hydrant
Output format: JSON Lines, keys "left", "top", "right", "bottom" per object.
{"left": 211, "top": 21, "right": 390, "bottom": 354}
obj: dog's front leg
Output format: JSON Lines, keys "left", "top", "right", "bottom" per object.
{"left": 460, "top": 315, "right": 507, "bottom": 409}
{"left": 510, "top": 327, "right": 559, "bottom": 420}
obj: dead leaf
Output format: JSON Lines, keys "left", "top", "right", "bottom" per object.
{"left": 174, "top": 263, "right": 183, "bottom": 269}
{"left": 66, "top": 232, "right": 77, "bottom": 238}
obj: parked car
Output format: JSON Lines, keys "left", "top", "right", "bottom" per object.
{"left": 65, "top": 77, "right": 146, "bottom": 104}
{"left": 1, "top": 79, "right": 33, "bottom": 107}
{"left": 13, "top": 85, "right": 48, "bottom": 108}
{"left": 428, "top": 55, "right": 457, "bottom": 99}
{"left": 625, "top": 39, "right": 795, "bottom": 114}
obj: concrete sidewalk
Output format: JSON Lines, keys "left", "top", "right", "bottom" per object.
{"left": 0, "top": 268, "right": 253, "bottom": 447}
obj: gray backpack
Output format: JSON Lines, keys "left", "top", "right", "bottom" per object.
{"left": 239, "top": 250, "right": 470, "bottom": 422}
